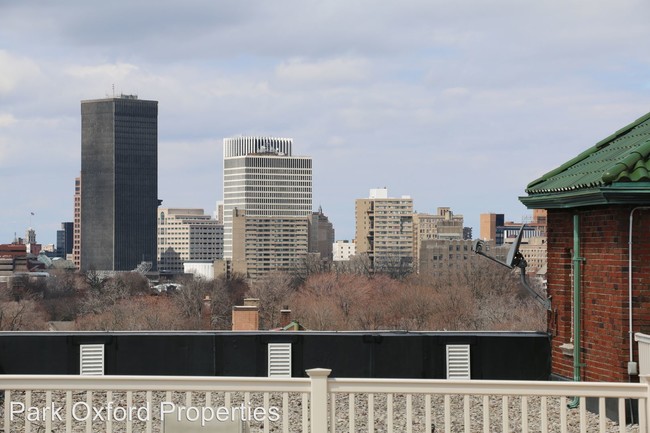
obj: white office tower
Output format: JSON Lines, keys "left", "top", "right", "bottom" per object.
{"left": 222, "top": 137, "right": 313, "bottom": 260}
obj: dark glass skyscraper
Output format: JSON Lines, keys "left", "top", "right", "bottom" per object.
{"left": 56, "top": 222, "right": 73, "bottom": 258}
{"left": 80, "top": 96, "right": 158, "bottom": 271}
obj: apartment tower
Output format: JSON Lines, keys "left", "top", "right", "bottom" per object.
{"left": 222, "top": 137, "right": 312, "bottom": 277}
{"left": 355, "top": 188, "right": 413, "bottom": 273}
{"left": 73, "top": 177, "right": 81, "bottom": 268}
{"left": 80, "top": 95, "right": 158, "bottom": 271}
{"left": 157, "top": 208, "right": 224, "bottom": 275}
{"left": 412, "top": 207, "right": 464, "bottom": 273}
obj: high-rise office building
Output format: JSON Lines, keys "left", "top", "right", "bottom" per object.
{"left": 355, "top": 188, "right": 414, "bottom": 272}
{"left": 309, "top": 207, "right": 334, "bottom": 261}
{"left": 157, "top": 208, "right": 223, "bottom": 274}
{"left": 56, "top": 222, "right": 74, "bottom": 259}
{"left": 479, "top": 213, "right": 504, "bottom": 243}
{"left": 80, "top": 95, "right": 158, "bottom": 271}
{"left": 222, "top": 136, "right": 312, "bottom": 264}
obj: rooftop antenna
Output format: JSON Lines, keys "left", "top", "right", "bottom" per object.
{"left": 472, "top": 224, "right": 550, "bottom": 309}
{"left": 112, "top": 84, "right": 115, "bottom": 97}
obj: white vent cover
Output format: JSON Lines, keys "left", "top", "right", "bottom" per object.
{"left": 446, "top": 344, "right": 471, "bottom": 380}
{"left": 80, "top": 344, "right": 105, "bottom": 376}
{"left": 268, "top": 343, "right": 291, "bottom": 377}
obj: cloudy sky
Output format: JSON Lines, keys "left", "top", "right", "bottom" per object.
{"left": 2, "top": 1, "right": 650, "bottom": 245}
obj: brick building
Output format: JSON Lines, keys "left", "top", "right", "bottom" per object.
{"left": 520, "top": 111, "right": 650, "bottom": 383}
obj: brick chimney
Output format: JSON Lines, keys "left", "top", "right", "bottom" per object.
{"left": 232, "top": 298, "right": 259, "bottom": 331}
{"left": 202, "top": 296, "right": 212, "bottom": 330}
{"left": 280, "top": 309, "right": 292, "bottom": 328}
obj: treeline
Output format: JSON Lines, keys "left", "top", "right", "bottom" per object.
{"left": 0, "top": 259, "right": 546, "bottom": 332}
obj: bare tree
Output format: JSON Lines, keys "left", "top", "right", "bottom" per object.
{"left": 247, "top": 272, "right": 295, "bottom": 329}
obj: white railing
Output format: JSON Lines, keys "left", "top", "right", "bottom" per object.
{"left": 5, "top": 332, "right": 650, "bottom": 432}
{"left": 0, "top": 370, "right": 647, "bottom": 433}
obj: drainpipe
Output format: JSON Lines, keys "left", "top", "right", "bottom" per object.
{"left": 569, "top": 214, "right": 584, "bottom": 408}
{"left": 628, "top": 207, "right": 650, "bottom": 376}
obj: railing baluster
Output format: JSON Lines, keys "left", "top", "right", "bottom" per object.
{"left": 127, "top": 390, "right": 133, "bottom": 433}
{"left": 541, "top": 396, "right": 548, "bottom": 433}
{"left": 66, "top": 390, "right": 72, "bottom": 433}
{"left": 444, "top": 394, "right": 451, "bottom": 433}
{"left": 301, "top": 392, "right": 308, "bottom": 433}
{"left": 45, "top": 390, "right": 52, "bottom": 433}
{"left": 349, "top": 392, "right": 355, "bottom": 433}
{"left": 368, "top": 393, "right": 375, "bottom": 433}
{"left": 86, "top": 390, "right": 93, "bottom": 433}
{"left": 618, "top": 398, "right": 626, "bottom": 433}
{"left": 598, "top": 397, "right": 606, "bottom": 433}
{"left": 483, "top": 395, "right": 489, "bottom": 433}
{"left": 106, "top": 390, "right": 113, "bottom": 433}
{"left": 245, "top": 391, "right": 251, "bottom": 421}
{"left": 4, "top": 390, "right": 10, "bottom": 433}
{"left": 329, "top": 392, "right": 335, "bottom": 432}
{"left": 263, "top": 392, "right": 270, "bottom": 433}
{"left": 25, "top": 389, "right": 31, "bottom": 433}
{"left": 185, "top": 390, "right": 191, "bottom": 408}
{"left": 406, "top": 393, "right": 412, "bottom": 433}
{"left": 425, "top": 394, "right": 431, "bottom": 433}
{"left": 502, "top": 395, "right": 509, "bottom": 433}
{"left": 521, "top": 395, "right": 528, "bottom": 433}
{"left": 225, "top": 391, "right": 231, "bottom": 408}
{"left": 146, "top": 390, "right": 152, "bottom": 433}
{"left": 283, "top": 392, "right": 289, "bottom": 433}
{"left": 560, "top": 396, "right": 567, "bottom": 433}
{"left": 579, "top": 396, "right": 587, "bottom": 433}
{"left": 387, "top": 393, "right": 393, "bottom": 432}
{"left": 640, "top": 397, "right": 647, "bottom": 433}
{"left": 464, "top": 394, "right": 470, "bottom": 433}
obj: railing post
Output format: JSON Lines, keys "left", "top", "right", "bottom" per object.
{"left": 306, "top": 368, "right": 332, "bottom": 433}
{"left": 635, "top": 333, "right": 650, "bottom": 430}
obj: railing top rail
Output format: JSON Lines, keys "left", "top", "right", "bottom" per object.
{"left": 0, "top": 374, "right": 647, "bottom": 400}
{"left": 0, "top": 375, "right": 311, "bottom": 393}
{"left": 328, "top": 378, "right": 649, "bottom": 399}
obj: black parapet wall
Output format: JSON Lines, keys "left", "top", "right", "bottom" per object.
{"left": 0, "top": 331, "right": 550, "bottom": 380}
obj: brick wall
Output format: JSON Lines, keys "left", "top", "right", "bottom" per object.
{"left": 548, "top": 205, "right": 650, "bottom": 382}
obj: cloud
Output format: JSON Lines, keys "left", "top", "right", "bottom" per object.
{"left": 65, "top": 63, "right": 139, "bottom": 80}
{"left": 0, "top": 50, "right": 41, "bottom": 95}
{"left": 0, "top": 114, "right": 17, "bottom": 128}
{"left": 275, "top": 58, "right": 369, "bottom": 87}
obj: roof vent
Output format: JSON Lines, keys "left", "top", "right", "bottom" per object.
{"left": 80, "top": 344, "right": 105, "bottom": 376}
{"left": 446, "top": 344, "right": 470, "bottom": 380}
{"left": 268, "top": 343, "right": 291, "bottom": 377}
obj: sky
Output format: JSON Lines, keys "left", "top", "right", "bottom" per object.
{"left": 2, "top": 1, "right": 650, "bottom": 245}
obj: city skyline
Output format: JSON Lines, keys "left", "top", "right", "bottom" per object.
{"left": 2, "top": 2, "right": 650, "bottom": 245}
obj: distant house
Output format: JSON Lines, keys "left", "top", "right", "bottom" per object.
{"left": 520, "top": 111, "right": 650, "bottom": 383}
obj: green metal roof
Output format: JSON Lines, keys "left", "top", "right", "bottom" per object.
{"left": 520, "top": 111, "right": 650, "bottom": 209}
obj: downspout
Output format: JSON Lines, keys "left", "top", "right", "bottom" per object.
{"left": 569, "top": 214, "right": 583, "bottom": 408}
